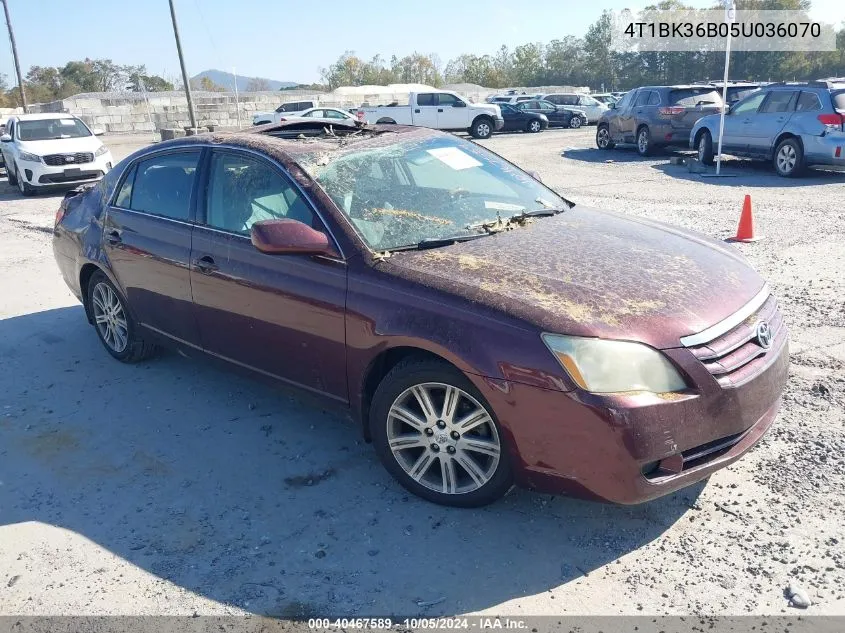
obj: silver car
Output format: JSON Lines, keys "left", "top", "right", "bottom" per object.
{"left": 690, "top": 81, "right": 845, "bottom": 177}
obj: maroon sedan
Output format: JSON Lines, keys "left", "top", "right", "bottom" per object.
{"left": 52, "top": 120, "right": 788, "bottom": 507}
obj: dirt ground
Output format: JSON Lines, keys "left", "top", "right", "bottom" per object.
{"left": 1, "top": 129, "right": 843, "bottom": 618}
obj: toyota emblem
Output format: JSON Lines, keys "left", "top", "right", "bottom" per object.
{"left": 755, "top": 321, "right": 773, "bottom": 349}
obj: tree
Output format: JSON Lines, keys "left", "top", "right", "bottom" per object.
{"left": 391, "top": 53, "right": 442, "bottom": 86}
{"left": 192, "top": 76, "right": 226, "bottom": 91}
{"left": 246, "top": 77, "right": 271, "bottom": 91}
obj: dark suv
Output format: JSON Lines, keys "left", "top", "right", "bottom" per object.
{"left": 596, "top": 85, "right": 724, "bottom": 156}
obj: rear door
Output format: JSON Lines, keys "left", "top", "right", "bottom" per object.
{"left": 189, "top": 148, "right": 348, "bottom": 399}
{"left": 103, "top": 149, "right": 202, "bottom": 345}
{"left": 748, "top": 90, "right": 798, "bottom": 157}
{"left": 412, "top": 93, "right": 440, "bottom": 128}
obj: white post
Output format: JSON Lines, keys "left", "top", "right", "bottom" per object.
{"left": 716, "top": 0, "right": 736, "bottom": 175}
{"left": 233, "top": 67, "right": 241, "bottom": 129}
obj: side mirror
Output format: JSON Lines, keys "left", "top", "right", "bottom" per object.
{"left": 610, "top": 102, "right": 617, "bottom": 109}
{"left": 93, "top": 128, "right": 105, "bottom": 136}
{"left": 0, "top": 134, "right": 11, "bottom": 142}
{"left": 453, "top": 101, "right": 467, "bottom": 108}
{"left": 251, "top": 219, "right": 338, "bottom": 257}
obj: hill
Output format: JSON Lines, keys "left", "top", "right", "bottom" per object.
{"left": 191, "top": 69, "right": 298, "bottom": 91}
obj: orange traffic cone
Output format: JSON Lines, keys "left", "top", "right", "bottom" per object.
{"left": 731, "top": 195, "right": 763, "bottom": 242}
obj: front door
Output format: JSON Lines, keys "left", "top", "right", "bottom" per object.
{"left": 189, "top": 148, "right": 348, "bottom": 399}
{"left": 435, "top": 93, "right": 468, "bottom": 130}
{"left": 611, "top": 90, "right": 637, "bottom": 142}
{"left": 103, "top": 149, "right": 202, "bottom": 345}
{"left": 719, "top": 91, "right": 768, "bottom": 154}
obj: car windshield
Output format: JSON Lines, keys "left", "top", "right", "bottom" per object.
{"left": 301, "top": 133, "right": 568, "bottom": 251}
{"left": 17, "top": 118, "right": 92, "bottom": 141}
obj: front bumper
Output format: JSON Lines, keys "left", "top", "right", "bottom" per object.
{"left": 18, "top": 153, "right": 112, "bottom": 187}
{"left": 468, "top": 329, "right": 789, "bottom": 504}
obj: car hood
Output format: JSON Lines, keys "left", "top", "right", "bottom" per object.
{"left": 380, "top": 207, "right": 765, "bottom": 349}
{"left": 19, "top": 136, "right": 105, "bottom": 156}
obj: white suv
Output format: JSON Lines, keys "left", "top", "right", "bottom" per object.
{"left": 1, "top": 114, "right": 114, "bottom": 196}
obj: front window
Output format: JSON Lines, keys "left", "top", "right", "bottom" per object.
{"left": 301, "top": 132, "right": 568, "bottom": 251}
{"left": 731, "top": 92, "right": 767, "bottom": 115}
{"left": 17, "top": 118, "right": 92, "bottom": 141}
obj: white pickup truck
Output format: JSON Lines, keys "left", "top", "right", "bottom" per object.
{"left": 356, "top": 90, "right": 504, "bottom": 139}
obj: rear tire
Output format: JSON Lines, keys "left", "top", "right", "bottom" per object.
{"left": 697, "top": 130, "right": 715, "bottom": 165}
{"left": 87, "top": 271, "right": 157, "bottom": 363}
{"left": 773, "top": 137, "right": 804, "bottom": 177}
{"left": 596, "top": 124, "right": 615, "bottom": 149}
{"left": 636, "top": 126, "right": 652, "bottom": 156}
{"left": 526, "top": 119, "right": 543, "bottom": 133}
{"left": 470, "top": 117, "right": 494, "bottom": 139}
{"left": 370, "top": 358, "right": 513, "bottom": 507}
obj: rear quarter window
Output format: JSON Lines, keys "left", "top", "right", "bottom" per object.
{"left": 670, "top": 89, "right": 723, "bottom": 107}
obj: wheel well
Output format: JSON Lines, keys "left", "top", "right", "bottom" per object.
{"left": 693, "top": 128, "right": 708, "bottom": 146}
{"left": 773, "top": 132, "right": 801, "bottom": 153}
{"left": 79, "top": 263, "right": 101, "bottom": 323}
{"left": 359, "top": 347, "right": 457, "bottom": 441}
{"left": 471, "top": 114, "right": 493, "bottom": 127}
{"left": 636, "top": 123, "right": 648, "bottom": 134}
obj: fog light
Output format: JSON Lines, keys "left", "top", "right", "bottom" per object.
{"left": 24, "top": 169, "right": 33, "bottom": 181}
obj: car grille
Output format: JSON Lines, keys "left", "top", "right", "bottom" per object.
{"left": 43, "top": 152, "right": 94, "bottom": 166}
{"left": 684, "top": 292, "right": 786, "bottom": 388}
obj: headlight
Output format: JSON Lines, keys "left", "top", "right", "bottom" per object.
{"left": 18, "top": 151, "right": 41, "bottom": 163}
{"left": 542, "top": 334, "right": 686, "bottom": 394}
{"left": 94, "top": 145, "right": 109, "bottom": 157}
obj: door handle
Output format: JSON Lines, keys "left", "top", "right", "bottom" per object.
{"left": 106, "top": 230, "right": 121, "bottom": 245}
{"left": 195, "top": 255, "right": 218, "bottom": 274}
{"left": 414, "top": 108, "right": 420, "bottom": 113}
{"left": 437, "top": 108, "right": 443, "bottom": 112}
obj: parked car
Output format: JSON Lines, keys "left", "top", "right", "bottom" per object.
{"left": 517, "top": 100, "right": 585, "bottom": 128}
{"left": 488, "top": 94, "right": 541, "bottom": 105}
{"left": 541, "top": 93, "right": 609, "bottom": 123}
{"left": 1, "top": 113, "right": 113, "bottom": 196}
{"left": 691, "top": 80, "right": 845, "bottom": 177}
{"left": 592, "top": 93, "right": 619, "bottom": 106}
{"left": 596, "top": 85, "right": 724, "bottom": 156}
{"left": 53, "top": 119, "right": 788, "bottom": 507}
{"left": 356, "top": 90, "right": 503, "bottom": 139}
{"left": 252, "top": 100, "right": 318, "bottom": 126}
{"left": 497, "top": 103, "right": 548, "bottom": 133}
{"left": 283, "top": 107, "right": 358, "bottom": 122}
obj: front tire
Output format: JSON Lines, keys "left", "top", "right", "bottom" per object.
{"left": 87, "top": 271, "right": 157, "bottom": 363}
{"left": 569, "top": 115, "right": 583, "bottom": 129}
{"left": 470, "top": 117, "right": 494, "bottom": 139}
{"left": 15, "top": 164, "right": 35, "bottom": 196}
{"left": 596, "top": 124, "right": 615, "bottom": 149}
{"left": 370, "top": 358, "right": 512, "bottom": 507}
{"left": 697, "top": 130, "right": 715, "bottom": 165}
{"left": 773, "top": 137, "right": 804, "bottom": 177}
{"left": 636, "top": 126, "right": 652, "bottom": 156}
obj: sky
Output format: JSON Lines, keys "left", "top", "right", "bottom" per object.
{"left": 2, "top": 0, "right": 844, "bottom": 86}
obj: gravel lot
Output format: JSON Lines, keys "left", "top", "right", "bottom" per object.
{"left": 1, "top": 128, "right": 843, "bottom": 618}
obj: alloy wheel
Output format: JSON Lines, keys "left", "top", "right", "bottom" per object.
{"left": 529, "top": 120, "right": 541, "bottom": 133}
{"left": 16, "top": 168, "right": 25, "bottom": 194}
{"left": 777, "top": 144, "right": 797, "bottom": 173}
{"left": 698, "top": 141, "right": 706, "bottom": 162}
{"left": 638, "top": 130, "right": 649, "bottom": 153}
{"left": 571, "top": 116, "right": 582, "bottom": 129}
{"left": 386, "top": 382, "right": 501, "bottom": 495}
{"left": 477, "top": 123, "right": 491, "bottom": 137}
{"left": 597, "top": 127, "right": 610, "bottom": 148}
{"left": 92, "top": 281, "right": 129, "bottom": 353}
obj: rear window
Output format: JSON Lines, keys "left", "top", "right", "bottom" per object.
{"left": 277, "top": 101, "right": 314, "bottom": 113}
{"left": 669, "top": 89, "right": 723, "bottom": 107}
{"left": 546, "top": 95, "right": 580, "bottom": 106}
{"left": 833, "top": 91, "right": 845, "bottom": 110}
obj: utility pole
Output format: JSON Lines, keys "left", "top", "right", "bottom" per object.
{"left": 168, "top": 0, "right": 197, "bottom": 130}
{"left": 2, "top": 0, "right": 27, "bottom": 112}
